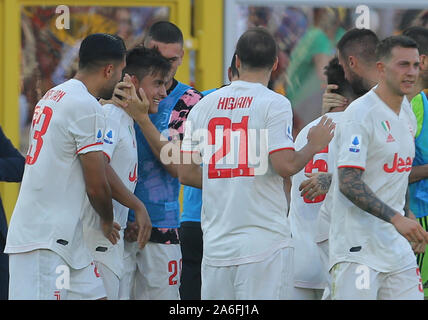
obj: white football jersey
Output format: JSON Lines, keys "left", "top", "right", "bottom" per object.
{"left": 5, "top": 79, "right": 105, "bottom": 269}
{"left": 289, "top": 112, "right": 342, "bottom": 289}
{"left": 329, "top": 89, "right": 417, "bottom": 272}
{"left": 83, "top": 104, "right": 138, "bottom": 277}
{"left": 182, "top": 80, "right": 294, "bottom": 266}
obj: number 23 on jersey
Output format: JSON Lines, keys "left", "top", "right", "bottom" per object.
{"left": 26, "top": 105, "right": 53, "bottom": 165}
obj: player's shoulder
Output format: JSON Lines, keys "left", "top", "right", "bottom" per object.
{"left": 102, "top": 103, "right": 127, "bottom": 120}
{"left": 342, "top": 90, "right": 377, "bottom": 122}
{"left": 57, "top": 79, "right": 98, "bottom": 104}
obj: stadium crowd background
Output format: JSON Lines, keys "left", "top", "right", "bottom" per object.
{"left": 16, "top": 4, "right": 428, "bottom": 148}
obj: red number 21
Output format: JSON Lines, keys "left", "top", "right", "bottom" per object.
{"left": 26, "top": 105, "right": 53, "bottom": 165}
{"left": 207, "top": 116, "right": 254, "bottom": 179}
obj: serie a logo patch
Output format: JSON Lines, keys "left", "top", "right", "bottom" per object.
{"left": 349, "top": 135, "right": 361, "bottom": 153}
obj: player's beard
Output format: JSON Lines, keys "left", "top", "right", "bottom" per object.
{"left": 98, "top": 81, "right": 117, "bottom": 100}
{"left": 349, "top": 69, "right": 369, "bottom": 97}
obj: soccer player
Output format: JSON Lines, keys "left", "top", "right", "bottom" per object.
{"left": 300, "top": 28, "right": 380, "bottom": 200}
{"left": 178, "top": 54, "right": 240, "bottom": 300}
{"left": 321, "top": 28, "right": 380, "bottom": 113}
{"left": 288, "top": 57, "right": 357, "bottom": 300}
{"left": 113, "top": 21, "right": 203, "bottom": 300}
{"left": 299, "top": 28, "right": 380, "bottom": 300}
{"left": 83, "top": 46, "right": 170, "bottom": 300}
{"left": 5, "top": 33, "right": 126, "bottom": 300}
{"left": 402, "top": 26, "right": 428, "bottom": 297}
{"left": 178, "top": 27, "right": 334, "bottom": 300}
{"left": 329, "top": 35, "right": 428, "bottom": 300}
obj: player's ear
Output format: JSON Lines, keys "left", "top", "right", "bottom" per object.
{"left": 348, "top": 55, "right": 357, "bottom": 69}
{"left": 235, "top": 54, "right": 241, "bottom": 70}
{"left": 420, "top": 54, "right": 428, "bottom": 71}
{"left": 103, "top": 64, "right": 114, "bottom": 79}
{"left": 272, "top": 56, "right": 279, "bottom": 72}
{"left": 376, "top": 60, "right": 385, "bottom": 76}
{"left": 130, "top": 74, "right": 140, "bottom": 89}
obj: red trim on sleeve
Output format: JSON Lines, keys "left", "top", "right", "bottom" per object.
{"left": 103, "top": 152, "right": 111, "bottom": 163}
{"left": 76, "top": 142, "right": 103, "bottom": 154}
{"left": 269, "top": 147, "right": 295, "bottom": 155}
{"left": 338, "top": 165, "right": 366, "bottom": 171}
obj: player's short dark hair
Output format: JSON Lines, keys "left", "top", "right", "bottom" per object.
{"left": 402, "top": 26, "right": 428, "bottom": 55}
{"left": 235, "top": 27, "right": 277, "bottom": 69}
{"left": 337, "top": 28, "right": 379, "bottom": 64}
{"left": 78, "top": 33, "right": 126, "bottom": 70}
{"left": 230, "top": 53, "right": 239, "bottom": 78}
{"left": 123, "top": 46, "right": 171, "bottom": 81}
{"left": 146, "top": 21, "right": 183, "bottom": 45}
{"left": 324, "top": 57, "right": 355, "bottom": 99}
{"left": 376, "top": 35, "right": 419, "bottom": 61}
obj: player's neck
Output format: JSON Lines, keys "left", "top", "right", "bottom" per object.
{"left": 165, "top": 78, "right": 174, "bottom": 92}
{"left": 238, "top": 70, "right": 270, "bottom": 87}
{"left": 73, "top": 72, "right": 102, "bottom": 98}
{"left": 365, "top": 71, "right": 379, "bottom": 90}
{"left": 374, "top": 84, "right": 404, "bottom": 115}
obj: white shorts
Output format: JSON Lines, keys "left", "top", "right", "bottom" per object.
{"left": 317, "top": 239, "right": 331, "bottom": 300}
{"left": 330, "top": 262, "right": 424, "bottom": 300}
{"left": 96, "top": 262, "right": 119, "bottom": 300}
{"left": 120, "top": 241, "right": 181, "bottom": 300}
{"left": 119, "top": 240, "right": 138, "bottom": 300}
{"left": 201, "top": 247, "right": 294, "bottom": 300}
{"left": 9, "top": 249, "right": 106, "bottom": 300}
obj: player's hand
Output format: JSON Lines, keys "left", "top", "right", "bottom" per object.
{"left": 101, "top": 219, "right": 121, "bottom": 245}
{"left": 322, "top": 84, "right": 348, "bottom": 114}
{"left": 299, "top": 172, "right": 332, "bottom": 200}
{"left": 134, "top": 205, "right": 152, "bottom": 249}
{"left": 411, "top": 241, "right": 426, "bottom": 254}
{"left": 124, "top": 221, "right": 139, "bottom": 242}
{"left": 307, "top": 115, "right": 335, "bottom": 153}
{"left": 113, "top": 73, "right": 150, "bottom": 120}
{"left": 391, "top": 214, "right": 428, "bottom": 250}
{"left": 110, "top": 80, "right": 132, "bottom": 109}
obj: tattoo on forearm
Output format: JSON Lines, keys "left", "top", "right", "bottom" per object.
{"left": 338, "top": 167, "right": 396, "bottom": 223}
{"left": 317, "top": 173, "right": 332, "bottom": 192}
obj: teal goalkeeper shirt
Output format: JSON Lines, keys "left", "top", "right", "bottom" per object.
{"left": 180, "top": 88, "right": 216, "bottom": 223}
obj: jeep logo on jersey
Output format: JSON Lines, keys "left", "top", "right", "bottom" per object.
{"left": 349, "top": 135, "right": 361, "bottom": 153}
{"left": 104, "top": 129, "right": 114, "bottom": 144}
{"left": 383, "top": 153, "right": 412, "bottom": 173}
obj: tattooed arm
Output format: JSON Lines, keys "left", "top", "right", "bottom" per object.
{"left": 299, "top": 172, "right": 332, "bottom": 200}
{"left": 338, "top": 167, "right": 428, "bottom": 249}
